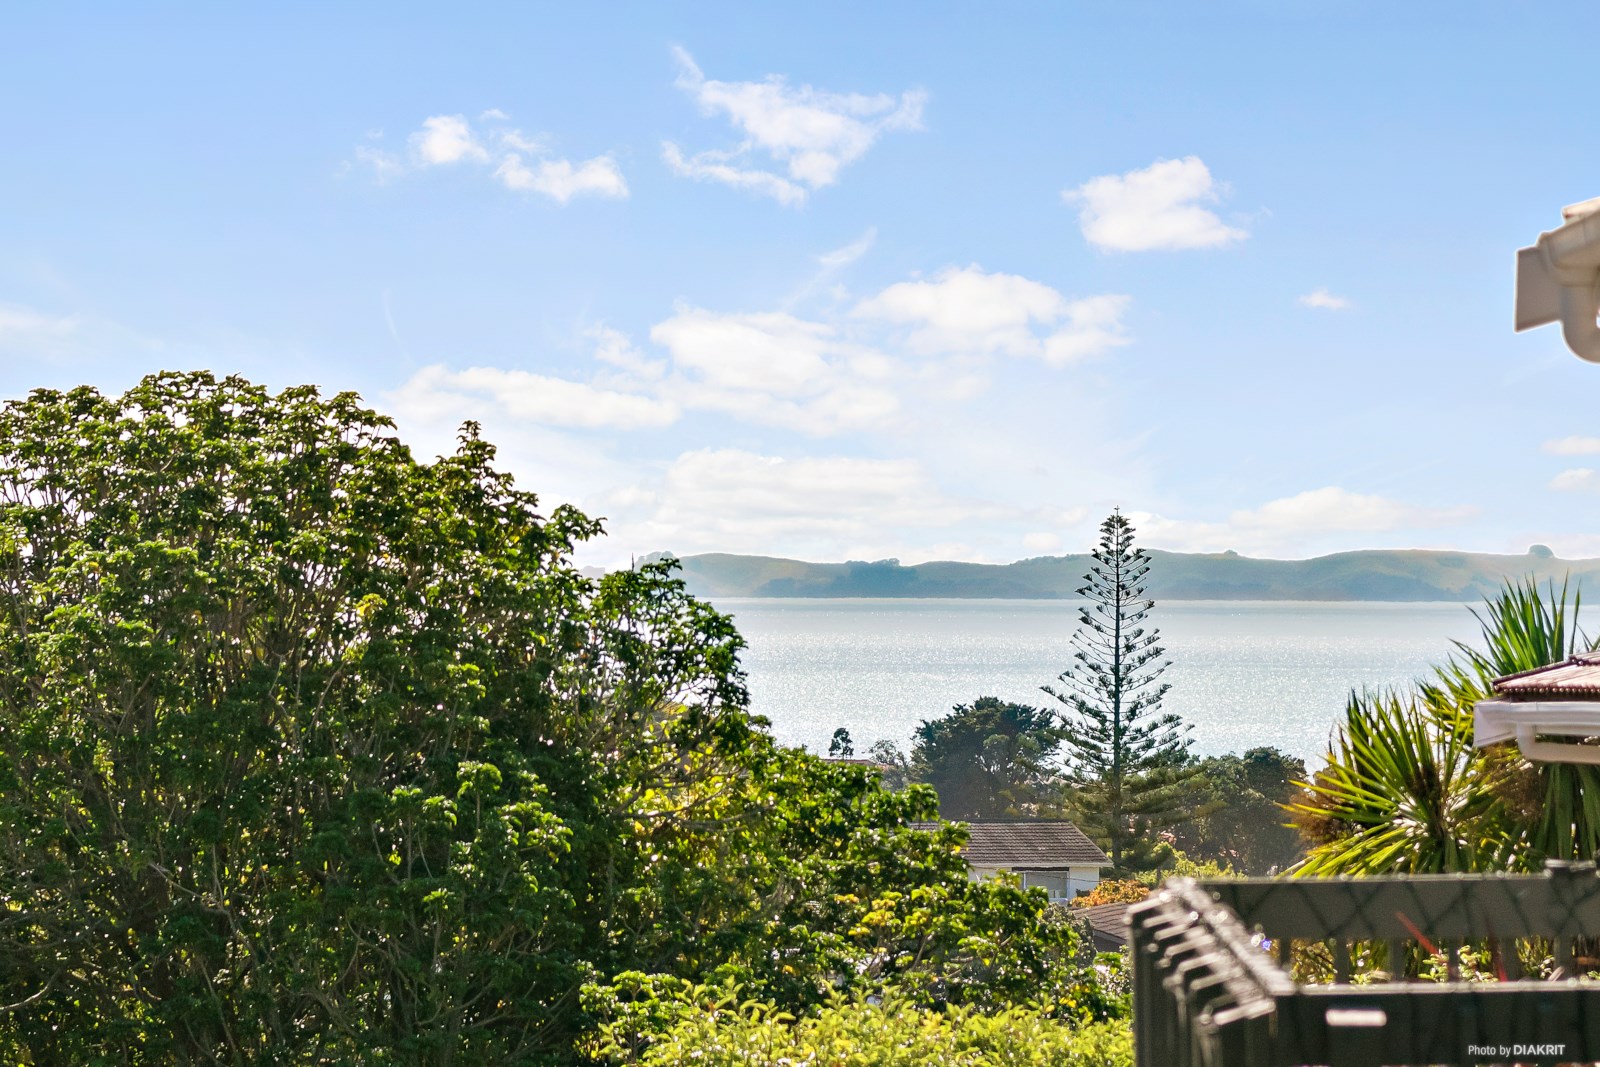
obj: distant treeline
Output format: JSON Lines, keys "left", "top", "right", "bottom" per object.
{"left": 659, "top": 545, "right": 1598, "bottom": 602}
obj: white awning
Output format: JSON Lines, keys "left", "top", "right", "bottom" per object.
{"left": 1474, "top": 699, "right": 1600, "bottom": 764}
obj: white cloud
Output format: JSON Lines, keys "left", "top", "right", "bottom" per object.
{"left": 853, "top": 265, "right": 1130, "bottom": 365}
{"left": 783, "top": 228, "right": 879, "bottom": 310}
{"left": 361, "top": 258, "right": 1141, "bottom": 567}
{"left": 856, "top": 267, "right": 1061, "bottom": 354}
{"left": 0, "top": 305, "right": 77, "bottom": 341}
{"left": 1234, "top": 488, "right": 1473, "bottom": 533}
{"left": 1043, "top": 295, "right": 1133, "bottom": 364}
{"left": 1133, "top": 487, "right": 1477, "bottom": 556}
{"left": 388, "top": 364, "right": 679, "bottom": 431}
{"left": 1022, "top": 531, "right": 1062, "bottom": 553}
{"left": 667, "top": 450, "right": 944, "bottom": 523}
{"left": 1065, "top": 156, "right": 1247, "bottom": 252}
{"left": 701, "top": 382, "right": 900, "bottom": 436}
{"left": 410, "top": 115, "right": 489, "bottom": 165}
{"left": 652, "top": 308, "right": 839, "bottom": 394}
{"left": 498, "top": 130, "right": 545, "bottom": 154}
{"left": 489, "top": 262, "right": 1129, "bottom": 442}
{"left": 650, "top": 307, "right": 900, "bottom": 434}
{"left": 1298, "top": 288, "right": 1351, "bottom": 310}
{"left": 661, "top": 143, "right": 808, "bottom": 206}
{"left": 540, "top": 277, "right": 1129, "bottom": 462}
{"left": 495, "top": 154, "right": 628, "bottom": 202}
{"left": 351, "top": 144, "right": 408, "bottom": 184}
{"left": 0, "top": 303, "right": 119, "bottom": 366}
{"left": 622, "top": 448, "right": 991, "bottom": 558}
{"left": 591, "top": 325, "right": 667, "bottom": 381}
{"left": 1551, "top": 468, "right": 1598, "bottom": 492}
{"left": 351, "top": 112, "right": 628, "bottom": 203}
{"left": 1544, "top": 436, "right": 1600, "bottom": 456}
{"left": 664, "top": 46, "right": 925, "bottom": 204}
{"left": 817, "top": 227, "right": 877, "bottom": 269}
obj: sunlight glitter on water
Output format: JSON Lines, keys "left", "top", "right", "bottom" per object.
{"left": 714, "top": 599, "right": 1482, "bottom": 767}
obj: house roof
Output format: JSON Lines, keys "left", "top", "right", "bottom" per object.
{"left": 911, "top": 819, "right": 1110, "bottom": 868}
{"left": 1493, "top": 653, "right": 1600, "bottom": 699}
{"left": 1073, "top": 901, "right": 1131, "bottom": 951}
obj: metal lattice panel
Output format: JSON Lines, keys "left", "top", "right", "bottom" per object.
{"left": 1130, "top": 864, "right": 1600, "bottom": 1066}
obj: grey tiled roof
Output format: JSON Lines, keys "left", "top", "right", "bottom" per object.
{"left": 1074, "top": 901, "right": 1131, "bottom": 951}
{"left": 1495, "top": 653, "right": 1600, "bottom": 699}
{"left": 911, "top": 819, "right": 1110, "bottom": 868}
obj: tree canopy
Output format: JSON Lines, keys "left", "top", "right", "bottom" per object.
{"left": 910, "top": 697, "right": 1066, "bottom": 820}
{"left": 1168, "top": 748, "right": 1306, "bottom": 875}
{"left": 0, "top": 373, "right": 1120, "bottom": 1063}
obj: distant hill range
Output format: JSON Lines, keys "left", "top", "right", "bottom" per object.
{"left": 658, "top": 545, "right": 1600, "bottom": 602}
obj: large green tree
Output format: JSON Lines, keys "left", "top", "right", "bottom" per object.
{"left": 1167, "top": 748, "right": 1306, "bottom": 875}
{"left": 1044, "top": 510, "right": 1195, "bottom": 873}
{"left": 910, "top": 697, "right": 1066, "bottom": 819}
{"left": 0, "top": 373, "right": 1117, "bottom": 1064}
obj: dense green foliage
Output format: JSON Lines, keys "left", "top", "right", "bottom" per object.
{"left": 597, "top": 988, "right": 1133, "bottom": 1067}
{"left": 909, "top": 697, "right": 1065, "bottom": 819}
{"left": 1168, "top": 748, "right": 1306, "bottom": 874}
{"left": 0, "top": 373, "right": 1122, "bottom": 1063}
{"left": 1046, "top": 511, "right": 1195, "bottom": 873}
{"left": 1291, "top": 579, "right": 1600, "bottom": 876}
{"left": 1131, "top": 850, "right": 1236, "bottom": 885}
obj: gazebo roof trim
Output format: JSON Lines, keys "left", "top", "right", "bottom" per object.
{"left": 1493, "top": 653, "right": 1600, "bottom": 698}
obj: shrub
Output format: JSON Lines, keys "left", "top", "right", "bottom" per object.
{"left": 1069, "top": 879, "right": 1149, "bottom": 908}
{"left": 597, "top": 987, "right": 1133, "bottom": 1067}
{"left": 1133, "top": 849, "right": 1238, "bottom": 887}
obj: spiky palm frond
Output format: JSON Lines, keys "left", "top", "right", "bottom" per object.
{"left": 1290, "top": 688, "right": 1503, "bottom": 875}
{"left": 1291, "top": 578, "right": 1600, "bottom": 877}
{"left": 1431, "top": 577, "right": 1585, "bottom": 711}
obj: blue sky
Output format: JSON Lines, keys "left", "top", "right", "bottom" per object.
{"left": 5, "top": 3, "right": 1600, "bottom": 567}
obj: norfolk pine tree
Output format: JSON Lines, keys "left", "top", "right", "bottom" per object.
{"left": 1044, "top": 510, "right": 1196, "bottom": 873}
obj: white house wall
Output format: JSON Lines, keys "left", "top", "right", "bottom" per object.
{"left": 966, "top": 864, "right": 1102, "bottom": 902}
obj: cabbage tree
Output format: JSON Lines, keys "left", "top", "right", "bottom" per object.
{"left": 1291, "top": 579, "right": 1597, "bottom": 876}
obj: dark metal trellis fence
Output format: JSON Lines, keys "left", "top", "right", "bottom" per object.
{"left": 1130, "top": 863, "right": 1600, "bottom": 1066}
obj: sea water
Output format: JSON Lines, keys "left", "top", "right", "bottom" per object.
{"left": 713, "top": 598, "right": 1484, "bottom": 767}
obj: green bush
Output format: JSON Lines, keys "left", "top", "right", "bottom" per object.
{"left": 1133, "top": 848, "right": 1237, "bottom": 886}
{"left": 599, "top": 988, "right": 1133, "bottom": 1067}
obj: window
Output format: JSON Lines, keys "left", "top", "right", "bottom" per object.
{"left": 1020, "top": 871, "right": 1067, "bottom": 898}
